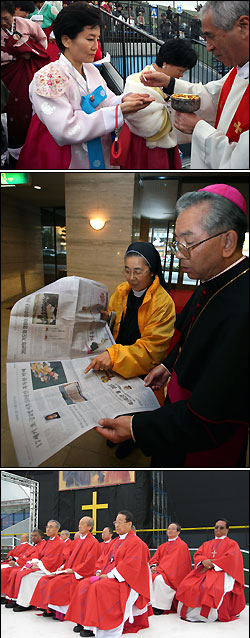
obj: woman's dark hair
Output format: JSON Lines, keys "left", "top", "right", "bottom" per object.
{"left": 1, "top": 1, "right": 16, "bottom": 15}
{"left": 156, "top": 39, "right": 197, "bottom": 69}
{"left": 14, "top": 1, "right": 35, "bottom": 12}
{"left": 53, "top": 1, "right": 102, "bottom": 53}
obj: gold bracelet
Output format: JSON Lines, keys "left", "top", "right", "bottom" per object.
{"left": 130, "top": 418, "right": 136, "bottom": 443}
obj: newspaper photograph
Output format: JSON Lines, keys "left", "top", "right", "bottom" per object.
{"left": 7, "top": 277, "right": 160, "bottom": 467}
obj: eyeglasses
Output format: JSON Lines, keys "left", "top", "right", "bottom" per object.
{"left": 167, "top": 230, "right": 229, "bottom": 260}
{"left": 214, "top": 525, "right": 226, "bottom": 529}
{"left": 124, "top": 267, "right": 149, "bottom": 278}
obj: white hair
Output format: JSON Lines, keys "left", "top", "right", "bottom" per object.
{"left": 199, "top": 1, "right": 249, "bottom": 31}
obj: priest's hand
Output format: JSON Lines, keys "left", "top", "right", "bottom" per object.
{"left": 99, "top": 574, "right": 108, "bottom": 579}
{"left": 144, "top": 364, "right": 170, "bottom": 390}
{"left": 84, "top": 351, "right": 112, "bottom": 374}
{"left": 62, "top": 568, "right": 74, "bottom": 574}
{"left": 96, "top": 416, "right": 132, "bottom": 443}
{"left": 140, "top": 70, "right": 170, "bottom": 88}
{"left": 201, "top": 559, "right": 214, "bottom": 570}
{"left": 174, "top": 111, "right": 202, "bottom": 134}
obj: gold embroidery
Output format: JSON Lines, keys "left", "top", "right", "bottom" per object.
{"left": 233, "top": 121, "right": 242, "bottom": 134}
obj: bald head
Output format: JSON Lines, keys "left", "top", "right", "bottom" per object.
{"left": 79, "top": 517, "right": 94, "bottom": 535}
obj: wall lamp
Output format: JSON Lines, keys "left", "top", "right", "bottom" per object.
{"left": 89, "top": 218, "right": 106, "bottom": 231}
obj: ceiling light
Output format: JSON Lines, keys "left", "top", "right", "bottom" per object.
{"left": 89, "top": 218, "right": 106, "bottom": 230}
{"left": 34, "top": 185, "right": 41, "bottom": 190}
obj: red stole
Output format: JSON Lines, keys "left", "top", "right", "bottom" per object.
{"left": 215, "top": 67, "right": 249, "bottom": 142}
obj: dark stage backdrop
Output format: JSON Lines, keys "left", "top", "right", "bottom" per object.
{"left": 9, "top": 470, "right": 249, "bottom": 549}
{"left": 11, "top": 470, "right": 153, "bottom": 545}
{"left": 162, "top": 470, "right": 249, "bottom": 549}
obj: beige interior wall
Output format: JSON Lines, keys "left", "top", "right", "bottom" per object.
{"left": 1, "top": 194, "right": 44, "bottom": 302}
{"left": 65, "top": 173, "right": 136, "bottom": 295}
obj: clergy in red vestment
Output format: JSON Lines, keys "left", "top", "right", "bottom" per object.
{"left": 59, "top": 529, "right": 72, "bottom": 558}
{"left": 29, "top": 516, "right": 101, "bottom": 619}
{"left": 2, "top": 530, "right": 46, "bottom": 606}
{"left": 12, "top": 519, "right": 65, "bottom": 611}
{"left": 1, "top": 534, "right": 30, "bottom": 566}
{"left": 99, "top": 526, "right": 114, "bottom": 554}
{"left": 149, "top": 522, "right": 192, "bottom": 614}
{"left": 65, "top": 510, "right": 151, "bottom": 638}
{"left": 176, "top": 518, "right": 245, "bottom": 622}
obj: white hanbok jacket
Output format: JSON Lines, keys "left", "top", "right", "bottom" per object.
{"left": 29, "top": 53, "right": 124, "bottom": 169}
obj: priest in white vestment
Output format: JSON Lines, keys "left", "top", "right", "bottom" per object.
{"left": 140, "top": 1, "right": 249, "bottom": 170}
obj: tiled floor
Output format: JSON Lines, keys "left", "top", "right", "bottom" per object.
{"left": 1, "top": 297, "right": 150, "bottom": 469}
{"left": 1, "top": 604, "right": 249, "bottom": 638}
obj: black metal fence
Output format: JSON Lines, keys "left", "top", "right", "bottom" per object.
{"left": 99, "top": 7, "right": 230, "bottom": 87}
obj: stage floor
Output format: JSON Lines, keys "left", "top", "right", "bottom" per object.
{"left": 1, "top": 605, "right": 249, "bottom": 638}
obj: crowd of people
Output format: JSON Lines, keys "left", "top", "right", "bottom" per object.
{"left": 1, "top": 1, "right": 249, "bottom": 169}
{"left": 1, "top": 513, "right": 246, "bottom": 636}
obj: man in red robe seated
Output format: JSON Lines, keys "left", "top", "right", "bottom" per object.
{"left": 60, "top": 529, "right": 72, "bottom": 558}
{"left": 149, "top": 522, "right": 192, "bottom": 614}
{"left": 12, "top": 519, "right": 65, "bottom": 611}
{"left": 2, "top": 529, "right": 46, "bottom": 607}
{"left": 99, "top": 527, "right": 113, "bottom": 554}
{"left": 65, "top": 510, "right": 151, "bottom": 638}
{"left": 176, "top": 518, "right": 246, "bottom": 622}
{"left": 1, "top": 533, "right": 31, "bottom": 604}
{"left": 30, "top": 516, "right": 101, "bottom": 620}
{"left": 1, "top": 533, "right": 30, "bottom": 566}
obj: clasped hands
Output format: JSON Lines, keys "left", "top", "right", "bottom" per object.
{"left": 140, "top": 69, "right": 201, "bottom": 133}
{"left": 201, "top": 559, "right": 214, "bottom": 572}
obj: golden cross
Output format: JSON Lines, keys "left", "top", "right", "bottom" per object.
{"left": 82, "top": 491, "right": 108, "bottom": 535}
{"left": 212, "top": 550, "right": 216, "bottom": 558}
{"left": 233, "top": 121, "right": 242, "bottom": 134}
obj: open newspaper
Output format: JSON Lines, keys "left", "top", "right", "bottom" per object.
{"left": 7, "top": 276, "right": 160, "bottom": 467}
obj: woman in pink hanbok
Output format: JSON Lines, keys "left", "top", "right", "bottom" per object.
{"left": 17, "top": 1, "right": 153, "bottom": 170}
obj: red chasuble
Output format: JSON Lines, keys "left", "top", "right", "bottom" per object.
{"left": 7, "top": 535, "right": 65, "bottom": 600}
{"left": 149, "top": 536, "right": 192, "bottom": 590}
{"left": 30, "top": 533, "right": 101, "bottom": 610}
{"left": 65, "top": 531, "right": 151, "bottom": 630}
{"left": 1, "top": 542, "right": 31, "bottom": 563}
{"left": 2, "top": 540, "right": 46, "bottom": 599}
{"left": 176, "top": 537, "right": 245, "bottom": 622}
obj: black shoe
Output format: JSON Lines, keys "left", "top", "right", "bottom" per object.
{"left": 42, "top": 610, "right": 55, "bottom": 617}
{"left": 152, "top": 607, "right": 164, "bottom": 615}
{"left": 80, "top": 631, "right": 94, "bottom": 637}
{"left": 5, "top": 601, "right": 15, "bottom": 608}
{"left": 73, "top": 625, "right": 83, "bottom": 633}
{"left": 115, "top": 439, "right": 137, "bottom": 459}
{"left": 1, "top": 597, "right": 7, "bottom": 604}
{"left": 13, "top": 605, "right": 33, "bottom": 612}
